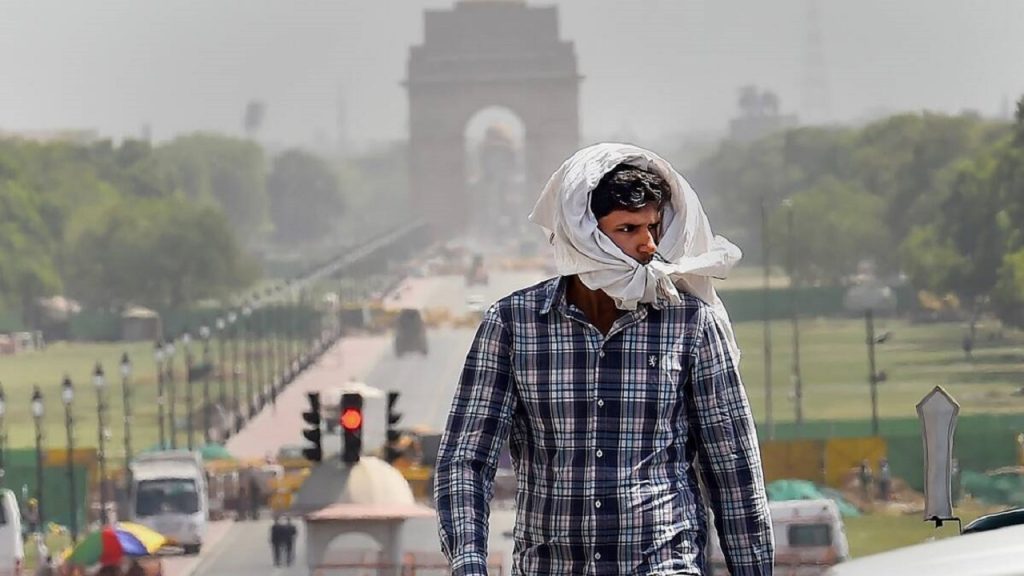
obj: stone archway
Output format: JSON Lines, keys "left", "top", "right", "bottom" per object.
{"left": 406, "top": 0, "right": 581, "bottom": 236}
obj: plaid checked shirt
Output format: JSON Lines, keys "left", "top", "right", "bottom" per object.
{"left": 435, "top": 277, "right": 773, "bottom": 576}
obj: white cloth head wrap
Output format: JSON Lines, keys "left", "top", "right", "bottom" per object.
{"left": 528, "top": 142, "right": 742, "bottom": 359}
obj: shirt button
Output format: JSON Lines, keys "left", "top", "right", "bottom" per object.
{"left": 598, "top": 350, "right": 605, "bottom": 358}
{"left": 597, "top": 399, "right": 605, "bottom": 407}
{"left": 594, "top": 552, "right": 602, "bottom": 560}
{"left": 594, "top": 500, "right": 602, "bottom": 508}
{"left": 596, "top": 449, "right": 604, "bottom": 458}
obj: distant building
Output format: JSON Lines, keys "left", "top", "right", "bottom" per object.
{"left": 728, "top": 85, "right": 798, "bottom": 142}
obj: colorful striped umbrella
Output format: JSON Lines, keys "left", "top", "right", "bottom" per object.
{"left": 64, "top": 522, "right": 167, "bottom": 566}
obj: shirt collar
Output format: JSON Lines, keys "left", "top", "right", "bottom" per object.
{"left": 539, "top": 276, "right": 567, "bottom": 315}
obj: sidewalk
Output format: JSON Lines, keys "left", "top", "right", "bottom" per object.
{"left": 226, "top": 276, "right": 444, "bottom": 460}
{"left": 225, "top": 335, "right": 390, "bottom": 460}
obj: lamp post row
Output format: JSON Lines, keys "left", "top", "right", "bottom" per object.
{"left": 0, "top": 278, "right": 325, "bottom": 532}
{"left": 1, "top": 281, "right": 331, "bottom": 537}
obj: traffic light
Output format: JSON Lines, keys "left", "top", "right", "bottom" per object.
{"left": 384, "top": 391, "right": 403, "bottom": 463}
{"left": 340, "top": 393, "right": 363, "bottom": 465}
{"left": 302, "top": 392, "right": 323, "bottom": 462}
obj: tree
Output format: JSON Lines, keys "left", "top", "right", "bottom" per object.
{"left": 770, "top": 178, "right": 890, "bottom": 286}
{"left": 266, "top": 149, "right": 345, "bottom": 246}
{"left": 0, "top": 181, "right": 61, "bottom": 326}
{"left": 65, "top": 198, "right": 258, "bottom": 310}
{"left": 901, "top": 96, "right": 1024, "bottom": 325}
{"left": 993, "top": 250, "right": 1024, "bottom": 328}
{"left": 157, "top": 133, "right": 269, "bottom": 243}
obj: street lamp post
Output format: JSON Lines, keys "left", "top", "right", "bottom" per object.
{"left": 30, "top": 386, "right": 45, "bottom": 532}
{"left": 844, "top": 279, "right": 894, "bottom": 436}
{"left": 865, "top": 310, "right": 891, "bottom": 435}
{"left": 61, "top": 377, "right": 78, "bottom": 542}
{"left": 120, "top": 353, "right": 133, "bottom": 474}
{"left": 257, "top": 301, "right": 268, "bottom": 408}
{"left": 93, "top": 363, "right": 109, "bottom": 524}
{"left": 200, "top": 325, "right": 212, "bottom": 444}
{"left": 286, "top": 285, "right": 295, "bottom": 381}
{"left": 784, "top": 200, "right": 804, "bottom": 428}
{"left": 761, "top": 197, "right": 774, "bottom": 440}
{"left": 0, "top": 383, "right": 6, "bottom": 486}
{"left": 216, "top": 317, "right": 227, "bottom": 411}
{"left": 183, "top": 332, "right": 194, "bottom": 450}
{"left": 243, "top": 306, "right": 254, "bottom": 422}
{"left": 228, "top": 312, "right": 240, "bottom": 433}
{"left": 165, "top": 340, "right": 177, "bottom": 449}
{"left": 267, "top": 287, "right": 278, "bottom": 398}
{"left": 155, "top": 343, "right": 166, "bottom": 449}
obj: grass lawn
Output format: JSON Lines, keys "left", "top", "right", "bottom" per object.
{"left": 1, "top": 319, "right": 1021, "bottom": 450}
{"left": 0, "top": 338, "right": 302, "bottom": 454}
{"left": 733, "top": 317, "right": 1024, "bottom": 424}
{"left": 844, "top": 500, "right": 997, "bottom": 558}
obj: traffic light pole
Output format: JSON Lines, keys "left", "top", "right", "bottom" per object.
{"left": 340, "top": 393, "right": 364, "bottom": 465}
{"left": 302, "top": 392, "right": 323, "bottom": 463}
{"left": 385, "top": 392, "right": 402, "bottom": 463}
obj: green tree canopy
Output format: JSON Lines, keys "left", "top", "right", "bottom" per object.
{"left": 65, "top": 197, "right": 259, "bottom": 310}
{"left": 266, "top": 149, "right": 345, "bottom": 246}
{"left": 158, "top": 133, "right": 269, "bottom": 243}
{"left": 770, "top": 178, "right": 890, "bottom": 286}
{"left": 0, "top": 180, "right": 62, "bottom": 323}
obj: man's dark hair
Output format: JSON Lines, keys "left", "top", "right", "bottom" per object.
{"left": 590, "top": 164, "right": 671, "bottom": 220}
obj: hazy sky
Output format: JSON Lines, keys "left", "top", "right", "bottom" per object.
{"left": 1, "top": 0, "right": 1022, "bottom": 150}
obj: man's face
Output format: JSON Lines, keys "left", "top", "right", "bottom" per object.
{"left": 597, "top": 204, "right": 662, "bottom": 264}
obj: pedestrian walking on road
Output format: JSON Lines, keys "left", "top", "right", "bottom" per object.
{"left": 270, "top": 516, "right": 286, "bottom": 567}
{"left": 283, "top": 515, "right": 298, "bottom": 566}
{"left": 434, "top": 143, "right": 773, "bottom": 576}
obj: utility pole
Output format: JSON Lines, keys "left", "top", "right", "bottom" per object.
{"left": 761, "top": 197, "right": 775, "bottom": 439}
{"left": 786, "top": 201, "right": 804, "bottom": 429}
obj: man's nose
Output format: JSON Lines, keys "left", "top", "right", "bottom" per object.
{"left": 638, "top": 231, "right": 657, "bottom": 254}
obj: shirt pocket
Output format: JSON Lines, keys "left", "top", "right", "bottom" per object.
{"left": 650, "top": 352, "right": 684, "bottom": 420}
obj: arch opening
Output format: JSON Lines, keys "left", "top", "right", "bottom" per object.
{"left": 463, "top": 106, "right": 528, "bottom": 244}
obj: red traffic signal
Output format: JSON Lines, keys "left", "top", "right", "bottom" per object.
{"left": 340, "top": 407, "right": 363, "bottom": 431}
{"left": 340, "top": 392, "right": 363, "bottom": 464}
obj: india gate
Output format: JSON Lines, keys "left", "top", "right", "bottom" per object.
{"left": 406, "top": 0, "right": 581, "bottom": 236}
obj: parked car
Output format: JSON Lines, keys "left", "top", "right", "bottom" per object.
{"left": 394, "top": 308, "right": 428, "bottom": 356}
{"left": 709, "top": 499, "right": 849, "bottom": 575}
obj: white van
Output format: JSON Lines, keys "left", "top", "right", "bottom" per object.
{"left": 128, "top": 451, "right": 208, "bottom": 554}
{"left": 0, "top": 489, "right": 24, "bottom": 575}
{"left": 709, "top": 499, "right": 849, "bottom": 575}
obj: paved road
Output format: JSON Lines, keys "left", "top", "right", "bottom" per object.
{"left": 191, "top": 270, "right": 545, "bottom": 576}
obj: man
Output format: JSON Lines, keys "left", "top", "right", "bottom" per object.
{"left": 434, "top": 143, "right": 773, "bottom": 575}
{"left": 283, "top": 515, "right": 298, "bottom": 566}
{"left": 247, "top": 469, "right": 262, "bottom": 521}
{"left": 877, "top": 458, "right": 892, "bottom": 502}
{"left": 858, "top": 459, "right": 874, "bottom": 501}
{"left": 270, "top": 516, "right": 286, "bottom": 567}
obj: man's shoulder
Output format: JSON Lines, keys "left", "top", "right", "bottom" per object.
{"left": 490, "top": 276, "right": 561, "bottom": 316}
{"left": 657, "top": 291, "right": 713, "bottom": 325}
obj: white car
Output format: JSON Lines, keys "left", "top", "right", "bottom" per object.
{"left": 825, "top": 522, "right": 1024, "bottom": 576}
